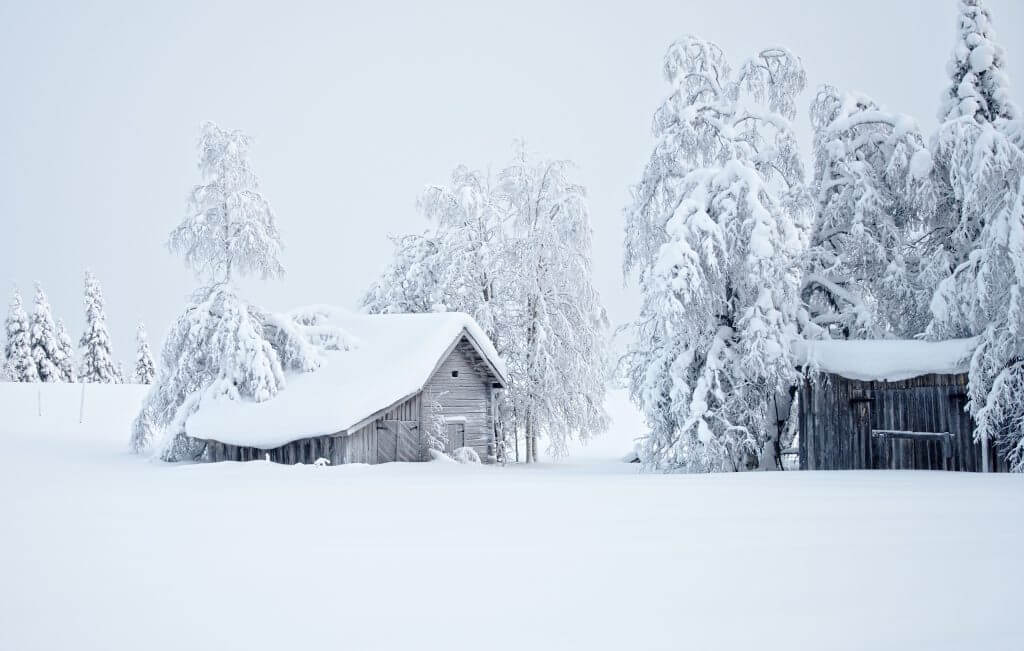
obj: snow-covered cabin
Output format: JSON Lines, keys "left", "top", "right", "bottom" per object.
{"left": 793, "top": 338, "right": 1008, "bottom": 472}
{"left": 187, "top": 312, "right": 508, "bottom": 465}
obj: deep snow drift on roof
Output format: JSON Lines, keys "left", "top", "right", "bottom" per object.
{"left": 793, "top": 337, "right": 977, "bottom": 382}
{"left": 184, "top": 308, "right": 506, "bottom": 449}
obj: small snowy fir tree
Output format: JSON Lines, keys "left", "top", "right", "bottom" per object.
{"left": 131, "top": 122, "right": 335, "bottom": 460}
{"left": 623, "top": 36, "right": 810, "bottom": 472}
{"left": 29, "top": 283, "right": 64, "bottom": 383}
{"left": 423, "top": 389, "right": 449, "bottom": 459}
{"left": 78, "top": 270, "right": 119, "bottom": 383}
{"left": 803, "top": 85, "right": 938, "bottom": 338}
{"left": 134, "top": 321, "right": 156, "bottom": 384}
{"left": 5, "top": 289, "right": 39, "bottom": 382}
{"left": 55, "top": 319, "right": 76, "bottom": 382}
{"left": 939, "top": 0, "right": 1018, "bottom": 125}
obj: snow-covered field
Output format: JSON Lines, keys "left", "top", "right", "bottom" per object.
{"left": 1, "top": 384, "right": 1021, "bottom": 651}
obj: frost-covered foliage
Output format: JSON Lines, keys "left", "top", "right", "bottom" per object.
{"left": 498, "top": 145, "right": 610, "bottom": 460}
{"left": 927, "top": 117, "right": 1024, "bottom": 470}
{"left": 925, "top": 1, "right": 1024, "bottom": 471}
{"left": 132, "top": 285, "right": 320, "bottom": 459}
{"left": 55, "top": 319, "right": 76, "bottom": 382}
{"left": 168, "top": 122, "right": 284, "bottom": 283}
{"left": 364, "top": 145, "right": 609, "bottom": 461}
{"left": 5, "top": 289, "right": 39, "bottom": 382}
{"left": 132, "top": 122, "right": 331, "bottom": 460}
{"left": 362, "top": 234, "right": 444, "bottom": 315}
{"left": 78, "top": 271, "right": 119, "bottom": 383}
{"left": 623, "top": 36, "right": 810, "bottom": 472}
{"left": 452, "top": 446, "right": 481, "bottom": 464}
{"left": 29, "top": 283, "right": 66, "bottom": 383}
{"left": 423, "top": 389, "right": 449, "bottom": 458}
{"left": 134, "top": 321, "right": 156, "bottom": 384}
{"left": 939, "top": 0, "right": 1018, "bottom": 125}
{"left": 803, "top": 85, "right": 939, "bottom": 338}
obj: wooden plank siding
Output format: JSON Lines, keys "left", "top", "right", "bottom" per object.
{"left": 420, "top": 337, "right": 497, "bottom": 463}
{"left": 201, "top": 335, "right": 501, "bottom": 466}
{"left": 798, "top": 372, "right": 1008, "bottom": 472}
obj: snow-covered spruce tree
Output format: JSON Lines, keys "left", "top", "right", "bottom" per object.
{"left": 55, "top": 319, "right": 76, "bottom": 382}
{"left": 498, "top": 144, "right": 609, "bottom": 461}
{"left": 5, "top": 289, "right": 39, "bottom": 382}
{"left": 131, "top": 122, "right": 322, "bottom": 460}
{"left": 29, "top": 283, "right": 64, "bottom": 383}
{"left": 134, "top": 321, "right": 156, "bottom": 384}
{"left": 623, "top": 36, "right": 810, "bottom": 472}
{"left": 803, "top": 85, "right": 938, "bottom": 338}
{"left": 939, "top": 0, "right": 1018, "bottom": 125}
{"left": 78, "top": 271, "right": 118, "bottom": 383}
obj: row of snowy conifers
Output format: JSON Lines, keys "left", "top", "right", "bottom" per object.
{"left": 619, "top": 1, "right": 1024, "bottom": 472}
{"left": 3, "top": 273, "right": 156, "bottom": 386}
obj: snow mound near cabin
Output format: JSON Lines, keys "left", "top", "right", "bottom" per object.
{"left": 793, "top": 337, "right": 976, "bottom": 382}
{"left": 185, "top": 309, "right": 505, "bottom": 449}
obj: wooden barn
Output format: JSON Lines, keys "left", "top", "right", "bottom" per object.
{"left": 185, "top": 311, "right": 508, "bottom": 465}
{"left": 794, "top": 338, "right": 1008, "bottom": 472}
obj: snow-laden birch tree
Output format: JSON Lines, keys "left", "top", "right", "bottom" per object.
{"left": 29, "top": 283, "right": 65, "bottom": 383}
{"left": 927, "top": 118, "right": 1024, "bottom": 470}
{"left": 78, "top": 271, "right": 119, "bottom": 383}
{"left": 623, "top": 36, "right": 810, "bottom": 472}
{"left": 364, "top": 146, "right": 609, "bottom": 461}
{"left": 803, "top": 85, "right": 939, "bottom": 338}
{"left": 131, "top": 122, "right": 344, "bottom": 459}
{"left": 498, "top": 145, "right": 609, "bottom": 461}
{"left": 5, "top": 289, "right": 39, "bottom": 382}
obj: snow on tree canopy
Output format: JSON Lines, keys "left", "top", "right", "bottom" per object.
{"left": 792, "top": 338, "right": 977, "bottom": 382}
{"left": 184, "top": 310, "right": 506, "bottom": 449}
{"left": 168, "top": 122, "right": 284, "bottom": 283}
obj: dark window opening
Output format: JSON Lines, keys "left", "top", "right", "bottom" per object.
{"left": 451, "top": 370, "right": 459, "bottom": 378}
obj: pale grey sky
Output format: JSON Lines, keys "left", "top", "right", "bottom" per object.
{"left": 1, "top": 0, "right": 1021, "bottom": 361}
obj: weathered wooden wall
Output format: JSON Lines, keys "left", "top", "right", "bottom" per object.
{"left": 798, "top": 372, "right": 1008, "bottom": 472}
{"left": 421, "top": 337, "right": 496, "bottom": 462}
{"left": 201, "top": 338, "right": 503, "bottom": 466}
{"left": 207, "top": 393, "right": 422, "bottom": 465}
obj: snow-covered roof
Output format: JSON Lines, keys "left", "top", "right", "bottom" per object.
{"left": 186, "top": 310, "right": 507, "bottom": 449}
{"left": 792, "top": 337, "right": 977, "bottom": 382}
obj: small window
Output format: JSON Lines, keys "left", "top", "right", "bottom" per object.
{"left": 451, "top": 370, "right": 459, "bottom": 378}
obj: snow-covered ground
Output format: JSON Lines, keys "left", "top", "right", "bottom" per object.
{"left": 1, "top": 384, "right": 1021, "bottom": 651}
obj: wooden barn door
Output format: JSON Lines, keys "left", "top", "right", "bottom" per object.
{"left": 446, "top": 422, "right": 465, "bottom": 453}
{"left": 396, "top": 422, "right": 420, "bottom": 462}
{"left": 377, "top": 422, "right": 398, "bottom": 464}
{"left": 381, "top": 420, "right": 421, "bottom": 463}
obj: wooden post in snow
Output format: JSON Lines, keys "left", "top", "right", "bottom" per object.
{"left": 79, "top": 383, "right": 86, "bottom": 424}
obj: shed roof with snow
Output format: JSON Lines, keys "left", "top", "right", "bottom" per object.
{"left": 186, "top": 311, "right": 507, "bottom": 451}
{"left": 792, "top": 337, "right": 976, "bottom": 382}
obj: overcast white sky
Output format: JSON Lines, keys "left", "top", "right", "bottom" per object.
{"left": 2, "top": 0, "right": 1022, "bottom": 361}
